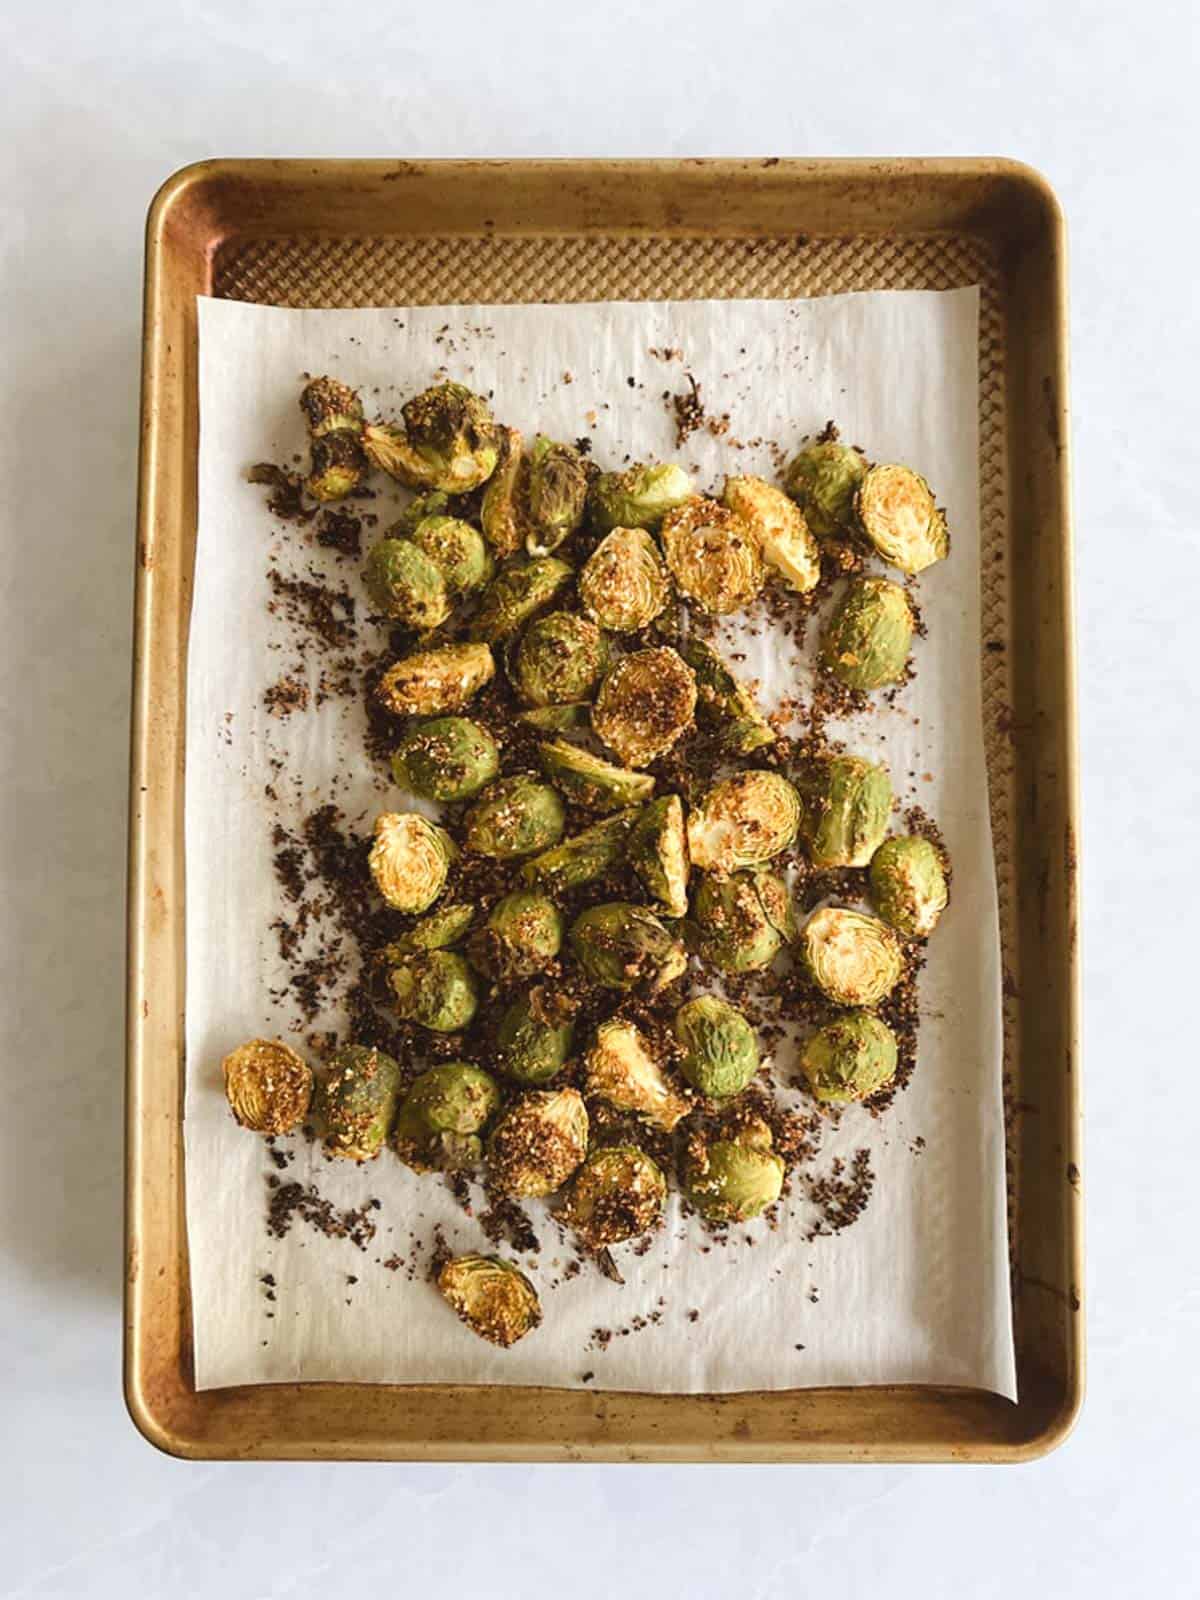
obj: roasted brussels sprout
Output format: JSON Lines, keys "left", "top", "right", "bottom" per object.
{"left": 392, "top": 1062, "right": 500, "bottom": 1171}
{"left": 660, "top": 498, "right": 764, "bottom": 614}
{"left": 538, "top": 739, "right": 655, "bottom": 813}
{"left": 315, "top": 1044, "right": 403, "bottom": 1161}
{"left": 562, "top": 1145, "right": 668, "bottom": 1248}
{"left": 800, "top": 1011, "right": 898, "bottom": 1103}
{"left": 387, "top": 489, "right": 453, "bottom": 538}
{"left": 521, "top": 808, "right": 642, "bottom": 892}
{"left": 517, "top": 702, "right": 591, "bottom": 733}
{"left": 389, "top": 949, "right": 480, "bottom": 1032}
{"left": 391, "top": 717, "right": 499, "bottom": 803}
{"left": 495, "top": 988, "right": 576, "bottom": 1084}
{"left": 362, "top": 381, "right": 498, "bottom": 493}
{"left": 409, "top": 515, "right": 494, "bottom": 596}
{"left": 722, "top": 474, "right": 821, "bottom": 595}
{"left": 800, "top": 905, "right": 903, "bottom": 1006}
{"left": 855, "top": 463, "right": 948, "bottom": 575}
{"left": 686, "top": 769, "right": 801, "bottom": 876}
{"left": 690, "top": 869, "right": 794, "bottom": 973}
{"left": 479, "top": 424, "right": 531, "bottom": 557}
{"left": 796, "top": 754, "right": 892, "bottom": 869}
{"left": 821, "top": 575, "right": 915, "bottom": 690}
{"left": 306, "top": 431, "right": 365, "bottom": 502}
{"left": 300, "top": 376, "right": 363, "bottom": 439}
{"left": 463, "top": 776, "right": 566, "bottom": 859}
{"left": 569, "top": 902, "right": 688, "bottom": 992}
{"left": 468, "top": 890, "right": 564, "bottom": 981}
{"left": 362, "top": 538, "right": 452, "bottom": 630}
{"left": 368, "top": 811, "right": 456, "bottom": 913}
{"left": 221, "top": 1038, "right": 312, "bottom": 1134}
{"left": 683, "top": 1117, "right": 784, "bottom": 1223}
{"left": 383, "top": 901, "right": 476, "bottom": 954}
{"left": 869, "top": 835, "right": 949, "bottom": 937}
{"left": 438, "top": 1254, "right": 542, "bottom": 1347}
{"left": 578, "top": 525, "right": 671, "bottom": 632}
{"left": 585, "top": 1019, "right": 691, "bottom": 1132}
{"left": 376, "top": 641, "right": 495, "bottom": 717}
{"left": 487, "top": 1088, "right": 589, "bottom": 1197}
{"left": 673, "top": 996, "right": 760, "bottom": 1099}
{"left": 629, "top": 794, "right": 689, "bottom": 918}
{"left": 589, "top": 462, "right": 694, "bottom": 532}
{"left": 783, "top": 436, "right": 868, "bottom": 538}
{"left": 511, "top": 612, "right": 609, "bottom": 707}
{"left": 682, "top": 636, "right": 775, "bottom": 756}
{"left": 470, "top": 556, "right": 574, "bottom": 645}
{"left": 525, "top": 435, "right": 589, "bottom": 555}
{"left": 591, "top": 646, "right": 697, "bottom": 768}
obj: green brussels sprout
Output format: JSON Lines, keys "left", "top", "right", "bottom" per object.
{"left": 629, "top": 794, "right": 690, "bottom": 918}
{"left": 722, "top": 474, "right": 821, "bottom": 595}
{"left": 869, "top": 835, "right": 949, "bottom": 937}
{"left": 376, "top": 641, "right": 495, "bottom": 717}
{"left": 800, "top": 906, "right": 903, "bottom": 1006}
{"left": 686, "top": 769, "right": 801, "bottom": 876}
{"left": 521, "top": 808, "right": 642, "bottom": 892}
{"left": 562, "top": 1145, "right": 668, "bottom": 1248}
{"left": 392, "top": 1062, "right": 500, "bottom": 1171}
{"left": 315, "top": 1044, "right": 403, "bottom": 1161}
{"left": 383, "top": 902, "right": 476, "bottom": 954}
{"left": 538, "top": 739, "right": 655, "bottom": 813}
{"left": 487, "top": 1087, "right": 589, "bottom": 1197}
{"left": 690, "top": 869, "right": 793, "bottom": 973}
{"left": 463, "top": 775, "right": 566, "bottom": 859}
{"left": 389, "top": 949, "right": 480, "bottom": 1032}
{"left": 821, "top": 576, "right": 915, "bottom": 690}
{"left": 800, "top": 1011, "right": 898, "bottom": 1104}
{"left": 592, "top": 646, "right": 697, "bottom": 768}
{"left": 391, "top": 717, "right": 500, "bottom": 802}
{"left": 221, "top": 1038, "right": 313, "bottom": 1135}
{"left": 480, "top": 424, "right": 532, "bottom": 557}
{"left": 362, "top": 538, "right": 452, "bottom": 630}
{"left": 468, "top": 890, "right": 564, "bottom": 981}
{"left": 796, "top": 754, "right": 893, "bottom": 868}
{"left": 362, "top": 381, "right": 499, "bottom": 492}
{"left": 387, "top": 489, "right": 454, "bottom": 538}
{"left": 684, "top": 1117, "right": 784, "bottom": 1223}
{"left": 660, "top": 497, "right": 764, "bottom": 614}
{"left": 517, "top": 702, "right": 591, "bottom": 733}
{"left": 300, "top": 376, "right": 363, "bottom": 439}
{"left": 855, "top": 463, "right": 949, "bottom": 575}
{"left": 307, "top": 431, "right": 365, "bottom": 502}
{"left": 368, "top": 812, "right": 456, "bottom": 913}
{"left": 589, "top": 461, "right": 694, "bottom": 532}
{"left": 584, "top": 1018, "right": 692, "bottom": 1131}
{"left": 495, "top": 988, "right": 576, "bottom": 1084}
{"left": 438, "top": 1254, "right": 542, "bottom": 1347}
{"left": 525, "top": 435, "right": 589, "bottom": 555}
{"left": 783, "top": 436, "right": 868, "bottom": 538}
{"left": 409, "top": 515, "right": 494, "bottom": 596}
{"left": 470, "top": 556, "right": 574, "bottom": 645}
{"left": 578, "top": 526, "right": 671, "bottom": 632}
{"left": 681, "top": 636, "right": 776, "bottom": 757}
{"left": 673, "top": 996, "right": 760, "bottom": 1099}
{"left": 511, "top": 612, "right": 609, "bottom": 707}
{"left": 568, "top": 903, "right": 688, "bottom": 992}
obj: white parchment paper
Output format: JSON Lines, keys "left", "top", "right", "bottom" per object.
{"left": 187, "top": 291, "right": 1016, "bottom": 1399}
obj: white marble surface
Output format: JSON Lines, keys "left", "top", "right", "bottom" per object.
{"left": 1, "top": 0, "right": 1196, "bottom": 1594}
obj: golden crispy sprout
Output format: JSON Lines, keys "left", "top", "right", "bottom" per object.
{"left": 438, "top": 1255, "right": 542, "bottom": 1347}
{"left": 222, "top": 1038, "right": 313, "bottom": 1134}
{"left": 591, "top": 646, "right": 697, "bottom": 768}
{"left": 660, "top": 498, "right": 764, "bottom": 614}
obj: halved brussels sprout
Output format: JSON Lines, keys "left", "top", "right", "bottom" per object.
{"left": 389, "top": 949, "right": 480, "bottom": 1032}
{"left": 682, "top": 636, "right": 775, "bottom": 756}
{"left": 673, "top": 996, "right": 760, "bottom": 1099}
{"left": 383, "top": 902, "right": 476, "bottom": 954}
{"left": 363, "top": 538, "right": 452, "bottom": 629}
{"left": 855, "top": 463, "right": 948, "bottom": 575}
{"left": 495, "top": 989, "right": 576, "bottom": 1085}
{"left": 629, "top": 794, "right": 689, "bottom": 918}
{"left": 569, "top": 903, "right": 688, "bottom": 992}
{"left": 368, "top": 812, "right": 456, "bottom": 913}
{"left": 468, "top": 890, "right": 564, "bottom": 981}
{"left": 869, "top": 835, "right": 949, "bottom": 937}
{"left": 589, "top": 462, "right": 694, "bottom": 532}
{"left": 479, "top": 424, "right": 531, "bottom": 557}
{"left": 438, "top": 1254, "right": 542, "bottom": 1347}
{"left": 686, "top": 769, "right": 801, "bottom": 876}
{"left": 585, "top": 1019, "right": 692, "bottom": 1132}
{"left": 362, "top": 382, "right": 499, "bottom": 493}
{"left": 376, "top": 641, "right": 495, "bottom": 717}
{"left": 563, "top": 1144, "right": 668, "bottom": 1248}
{"left": 538, "top": 739, "right": 655, "bottom": 812}
{"left": 307, "top": 431, "right": 365, "bottom": 502}
{"left": 796, "top": 754, "right": 892, "bottom": 869}
{"left": 409, "top": 515, "right": 494, "bottom": 596}
{"left": 487, "top": 1087, "right": 589, "bottom": 1197}
{"left": 684, "top": 1117, "right": 784, "bottom": 1223}
{"left": 300, "top": 376, "right": 363, "bottom": 439}
{"left": 578, "top": 526, "right": 671, "bottom": 632}
{"left": 821, "top": 575, "right": 915, "bottom": 690}
{"left": 391, "top": 717, "right": 500, "bottom": 803}
{"left": 315, "top": 1044, "right": 403, "bottom": 1161}
{"left": 800, "top": 906, "right": 903, "bottom": 1006}
{"left": 392, "top": 1062, "right": 500, "bottom": 1171}
{"left": 463, "top": 776, "right": 566, "bottom": 859}
{"left": 470, "top": 556, "right": 574, "bottom": 645}
{"left": 511, "top": 612, "right": 609, "bottom": 707}
{"left": 800, "top": 1011, "right": 898, "bottom": 1104}
{"left": 222, "top": 1038, "right": 313, "bottom": 1134}
{"left": 690, "top": 869, "right": 793, "bottom": 973}
{"left": 722, "top": 475, "right": 821, "bottom": 595}
{"left": 387, "top": 489, "right": 453, "bottom": 538}
{"left": 591, "top": 646, "right": 697, "bottom": 768}
{"left": 520, "top": 808, "right": 642, "bottom": 892}
{"left": 517, "top": 702, "right": 591, "bottom": 733}
{"left": 660, "top": 498, "right": 764, "bottom": 614}
{"left": 526, "top": 435, "right": 589, "bottom": 555}
{"left": 783, "top": 436, "right": 868, "bottom": 538}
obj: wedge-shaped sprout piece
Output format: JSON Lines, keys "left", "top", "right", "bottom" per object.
{"left": 391, "top": 717, "right": 499, "bottom": 803}
{"left": 512, "top": 612, "right": 609, "bottom": 707}
{"left": 377, "top": 641, "right": 495, "bottom": 717}
{"left": 796, "top": 754, "right": 892, "bottom": 869}
{"left": 383, "top": 902, "right": 475, "bottom": 954}
{"left": 521, "top": 808, "right": 642, "bottom": 892}
{"left": 517, "top": 702, "right": 591, "bottom": 733}
{"left": 307, "top": 431, "right": 365, "bottom": 502}
{"left": 389, "top": 949, "right": 480, "bottom": 1032}
{"left": 684, "top": 1117, "right": 784, "bottom": 1223}
{"left": 686, "top": 769, "right": 801, "bottom": 876}
{"left": 800, "top": 906, "right": 903, "bottom": 1006}
{"left": 592, "top": 646, "right": 697, "bottom": 768}
{"left": 362, "top": 381, "right": 499, "bottom": 492}
{"left": 470, "top": 556, "right": 574, "bottom": 645}
{"left": 783, "top": 436, "right": 868, "bottom": 538}
{"left": 629, "top": 795, "right": 689, "bottom": 917}
{"left": 691, "top": 869, "right": 793, "bottom": 973}
{"left": 438, "top": 1254, "right": 542, "bottom": 1347}
{"left": 869, "top": 835, "right": 949, "bottom": 937}
{"left": 855, "top": 463, "right": 949, "bottom": 575}
{"left": 801, "top": 1011, "right": 898, "bottom": 1104}
{"left": 409, "top": 515, "right": 494, "bottom": 596}
{"left": 387, "top": 489, "right": 453, "bottom": 538}
{"left": 368, "top": 812, "right": 455, "bottom": 913}
{"left": 526, "top": 435, "right": 589, "bottom": 555}
{"left": 563, "top": 1144, "right": 668, "bottom": 1248}
{"left": 578, "top": 526, "right": 671, "bottom": 632}
{"left": 300, "top": 376, "right": 363, "bottom": 439}
{"left": 821, "top": 576, "right": 915, "bottom": 690}
{"left": 487, "top": 1087, "right": 589, "bottom": 1197}
{"left": 222, "top": 1038, "right": 312, "bottom": 1134}
{"left": 585, "top": 1018, "right": 691, "bottom": 1132}
{"left": 480, "top": 425, "right": 532, "bottom": 557}
{"left": 660, "top": 498, "right": 764, "bottom": 614}
{"left": 362, "top": 538, "right": 451, "bottom": 630}
{"left": 464, "top": 776, "right": 565, "bottom": 859}
{"left": 495, "top": 988, "right": 576, "bottom": 1084}
{"left": 589, "top": 462, "right": 694, "bottom": 532}
{"left": 569, "top": 903, "right": 687, "bottom": 992}
{"left": 674, "top": 996, "right": 760, "bottom": 1099}
{"left": 468, "top": 890, "right": 564, "bottom": 981}
{"left": 315, "top": 1044, "right": 403, "bottom": 1161}
{"left": 538, "top": 739, "right": 655, "bottom": 813}
{"left": 392, "top": 1062, "right": 500, "bottom": 1171}
{"left": 682, "top": 637, "right": 775, "bottom": 756}
{"left": 722, "top": 475, "right": 821, "bottom": 595}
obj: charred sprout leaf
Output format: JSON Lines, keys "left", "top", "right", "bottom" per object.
{"left": 673, "top": 996, "right": 760, "bottom": 1099}
{"left": 684, "top": 1117, "right": 784, "bottom": 1223}
{"left": 511, "top": 611, "right": 609, "bottom": 707}
{"left": 468, "top": 890, "right": 564, "bottom": 981}
{"left": 409, "top": 515, "right": 494, "bottom": 596}
{"left": 383, "top": 902, "right": 476, "bottom": 954}
{"left": 588, "top": 461, "right": 694, "bottom": 532}
{"left": 682, "top": 636, "right": 775, "bottom": 757}
{"left": 307, "top": 431, "right": 365, "bottom": 502}
{"left": 520, "top": 808, "right": 642, "bottom": 892}
{"left": 362, "top": 538, "right": 452, "bottom": 630}
{"left": 869, "top": 835, "right": 949, "bottom": 937}
{"left": 463, "top": 775, "right": 566, "bottom": 859}
{"left": 629, "top": 794, "right": 690, "bottom": 918}
{"left": 387, "top": 489, "right": 454, "bottom": 538}
{"left": 855, "top": 463, "right": 948, "bottom": 575}
{"left": 591, "top": 646, "right": 697, "bottom": 769}
{"left": 363, "top": 381, "right": 498, "bottom": 492}
{"left": 525, "top": 435, "right": 589, "bottom": 555}
{"left": 690, "top": 869, "right": 793, "bottom": 973}
{"left": 438, "top": 1254, "right": 542, "bottom": 1347}
{"left": 796, "top": 753, "right": 892, "bottom": 869}
{"left": 722, "top": 474, "right": 821, "bottom": 595}
{"left": 376, "top": 641, "right": 495, "bottom": 717}
{"left": 801, "top": 1011, "right": 898, "bottom": 1104}
{"left": 585, "top": 1019, "right": 692, "bottom": 1132}
{"left": 569, "top": 902, "right": 687, "bottom": 992}
{"left": 392, "top": 1063, "right": 500, "bottom": 1172}
{"left": 821, "top": 575, "right": 915, "bottom": 690}
{"left": 538, "top": 739, "right": 655, "bottom": 813}
{"left": 686, "top": 769, "right": 801, "bottom": 876}
{"left": 487, "top": 1088, "right": 589, "bottom": 1197}
{"left": 470, "top": 556, "right": 574, "bottom": 645}
{"left": 562, "top": 1145, "right": 667, "bottom": 1249}
{"left": 368, "top": 812, "right": 455, "bottom": 913}
{"left": 800, "top": 905, "right": 903, "bottom": 1007}
{"left": 389, "top": 949, "right": 480, "bottom": 1032}
{"left": 480, "top": 424, "right": 531, "bottom": 557}
{"left": 391, "top": 717, "right": 500, "bottom": 803}
{"left": 517, "top": 702, "right": 591, "bottom": 733}
{"left": 315, "top": 1044, "right": 403, "bottom": 1161}
{"left": 300, "top": 376, "right": 363, "bottom": 439}
{"left": 222, "top": 1038, "right": 312, "bottom": 1134}
{"left": 578, "top": 525, "right": 671, "bottom": 631}
{"left": 660, "top": 497, "right": 764, "bottom": 614}
{"left": 783, "top": 437, "right": 868, "bottom": 539}
{"left": 495, "top": 990, "right": 576, "bottom": 1084}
